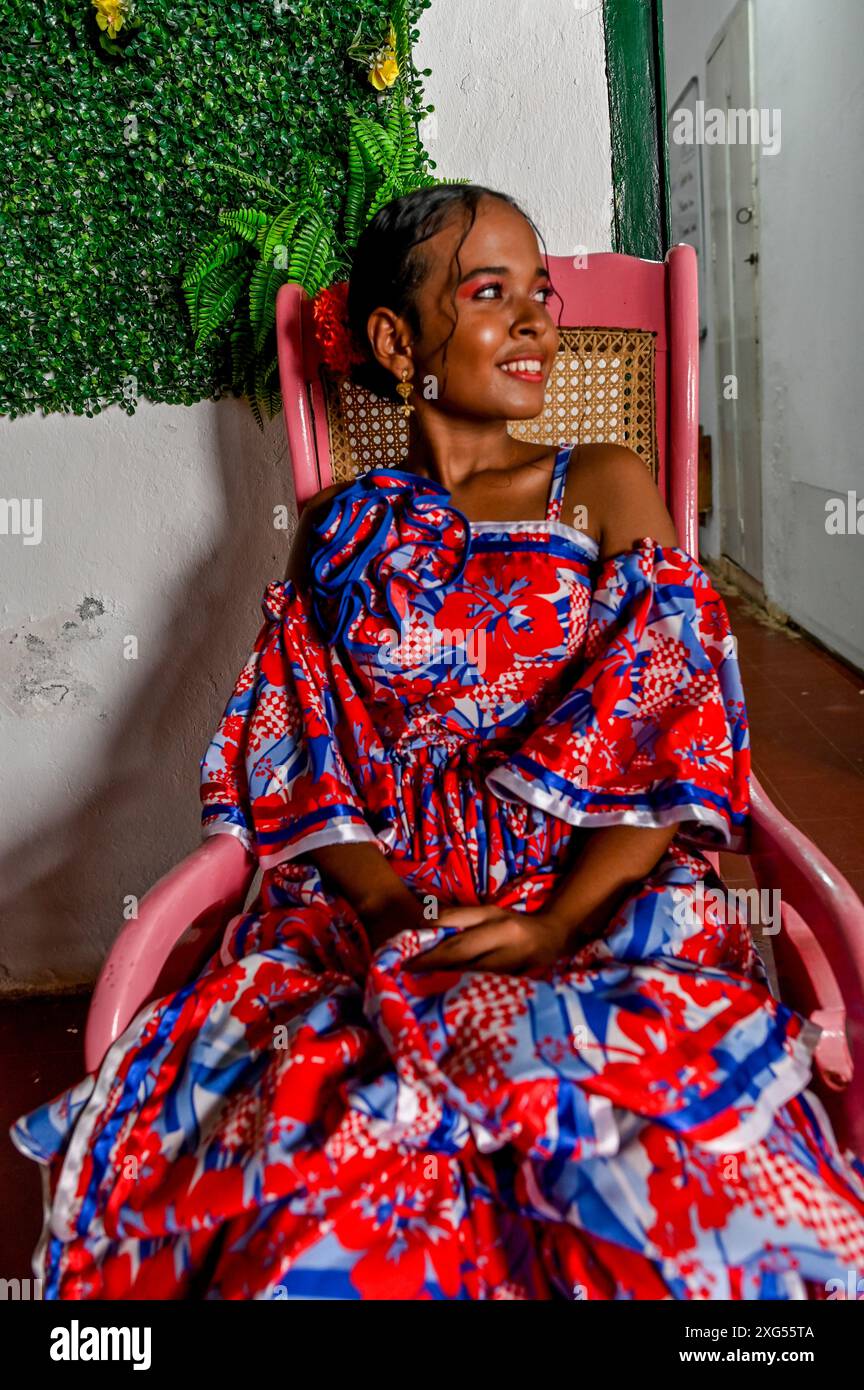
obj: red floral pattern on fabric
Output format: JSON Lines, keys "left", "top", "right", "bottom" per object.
{"left": 12, "top": 458, "right": 864, "bottom": 1301}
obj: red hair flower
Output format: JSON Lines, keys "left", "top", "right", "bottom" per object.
{"left": 311, "top": 282, "right": 367, "bottom": 376}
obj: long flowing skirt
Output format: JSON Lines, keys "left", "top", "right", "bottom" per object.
{"left": 11, "top": 781, "right": 864, "bottom": 1300}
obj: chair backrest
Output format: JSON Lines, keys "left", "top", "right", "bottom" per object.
{"left": 275, "top": 245, "right": 700, "bottom": 556}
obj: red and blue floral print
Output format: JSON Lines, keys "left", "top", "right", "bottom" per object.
{"left": 11, "top": 447, "right": 864, "bottom": 1299}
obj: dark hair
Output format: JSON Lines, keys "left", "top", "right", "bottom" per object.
{"left": 346, "top": 184, "right": 557, "bottom": 403}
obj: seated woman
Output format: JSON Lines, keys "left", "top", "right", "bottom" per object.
{"left": 12, "top": 184, "right": 864, "bottom": 1301}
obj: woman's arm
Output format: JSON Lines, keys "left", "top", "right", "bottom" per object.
{"left": 283, "top": 481, "right": 346, "bottom": 587}
{"left": 541, "top": 822, "right": 680, "bottom": 947}
{"left": 405, "top": 821, "right": 682, "bottom": 975}
{"left": 536, "top": 446, "right": 682, "bottom": 944}
{"left": 304, "top": 842, "right": 429, "bottom": 950}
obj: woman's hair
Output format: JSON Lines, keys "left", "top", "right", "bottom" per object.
{"left": 346, "top": 183, "right": 557, "bottom": 403}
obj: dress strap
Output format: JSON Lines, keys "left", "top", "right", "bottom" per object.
{"left": 545, "top": 445, "right": 575, "bottom": 522}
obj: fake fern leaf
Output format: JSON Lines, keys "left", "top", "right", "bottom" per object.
{"left": 182, "top": 231, "right": 247, "bottom": 297}
{"left": 229, "top": 313, "right": 256, "bottom": 389}
{"left": 192, "top": 263, "right": 249, "bottom": 348}
{"left": 261, "top": 206, "right": 304, "bottom": 267}
{"left": 351, "top": 113, "right": 396, "bottom": 175}
{"left": 218, "top": 208, "right": 272, "bottom": 253}
{"left": 287, "top": 213, "right": 333, "bottom": 298}
{"left": 249, "top": 260, "right": 291, "bottom": 353}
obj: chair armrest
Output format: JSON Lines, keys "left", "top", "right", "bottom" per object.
{"left": 84, "top": 834, "right": 257, "bottom": 1073}
{"left": 748, "top": 774, "right": 864, "bottom": 1153}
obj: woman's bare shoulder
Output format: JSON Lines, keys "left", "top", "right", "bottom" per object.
{"left": 305, "top": 479, "right": 353, "bottom": 511}
{"left": 561, "top": 442, "right": 679, "bottom": 557}
{"left": 283, "top": 481, "right": 353, "bottom": 584}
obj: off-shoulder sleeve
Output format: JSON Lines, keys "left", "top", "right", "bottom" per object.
{"left": 200, "top": 578, "right": 381, "bottom": 869}
{"left": 484, "top": 539, "right": 751, "bottom": 852}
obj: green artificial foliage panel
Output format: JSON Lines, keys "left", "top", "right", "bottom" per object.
{"left": 0, "top": 0, "right": 431, "bottom": 420}
{"left": 603, "top": 0, "right": 671, "bottom": 260}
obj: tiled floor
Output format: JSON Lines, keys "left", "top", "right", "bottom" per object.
{"left": 1, "top": 991, "right": 90, "bottom": 1279}
{"left": 718, "top": 591, "right": 864, "bottom": 901}
{"left": 2, "top": 589, "right": 862, "bottom": 1282}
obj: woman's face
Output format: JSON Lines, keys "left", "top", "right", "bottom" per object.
{"left": 374, "top": 197, "right": 560, "bottom": 422}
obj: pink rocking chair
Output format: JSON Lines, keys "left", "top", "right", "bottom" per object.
{"left": 85, "top": 246, "right": 864, "bottom": 1161}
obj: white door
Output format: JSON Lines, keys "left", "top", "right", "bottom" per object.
{"left": 706, "top": 0, "right": 763, "bottom": 583}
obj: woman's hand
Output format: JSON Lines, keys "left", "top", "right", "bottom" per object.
{"left": 362, "top": 891, "right": 431, "bottom": 954}
{"left": 404, "top": 902, "right": 578, "bottom": 977}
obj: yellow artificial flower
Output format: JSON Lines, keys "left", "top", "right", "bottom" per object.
{"left": 369, "top": 55, "right": 399, "bottom": 90}
{"left": 369, "top": 21, "right": 399, "bottom": 89}
{"left": 92, "top": 0, "right": 127, "bottom": 40}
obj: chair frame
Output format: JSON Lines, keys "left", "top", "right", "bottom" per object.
{"left": 84, "top": 247, "right": 864, "bottom": 1161}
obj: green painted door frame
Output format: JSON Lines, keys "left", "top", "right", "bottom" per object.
{"left": 603, "top": 0, "right": 671, "bottom": 260}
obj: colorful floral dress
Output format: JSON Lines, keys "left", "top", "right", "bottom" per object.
{"left": 11, "top": 447, "right": 864, "bottom": 1300}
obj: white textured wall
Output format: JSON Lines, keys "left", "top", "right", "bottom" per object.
{"left": 0, "top": 0, "right": 613, "bottom": 991}
{"left": 0, "top": 403, "right": 289, "bottom": 991}
{"left": 664, "top": 0, "right": 864, "bottom": 669}
{"left": 756, "top": 0, "right": 863, "bottom": 669}
{"left": 414, "top": 0, "right": 614, "bottom": 256}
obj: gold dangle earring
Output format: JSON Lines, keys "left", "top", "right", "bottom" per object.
{"left": 395, "top": 366, "right": 415, "bottom": 418}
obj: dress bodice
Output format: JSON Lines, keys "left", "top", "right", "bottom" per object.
{"left": 205, "top": 442, "right": 751, "bottom": 869}
{"left": 304, "top": 447, "right": 599, "bottom": 752}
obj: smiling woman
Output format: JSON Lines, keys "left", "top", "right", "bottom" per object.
{"left": 11, "top": 185, "right": 864, "bottom": 1302}
{"left": 345, "top": 185, "right": 560, "bottom": 424}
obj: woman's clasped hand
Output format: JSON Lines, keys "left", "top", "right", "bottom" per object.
{"left": 397, "top": 901, "right": 584, "bottom": 976}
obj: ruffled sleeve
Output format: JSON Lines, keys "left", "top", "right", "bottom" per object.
{"left": 199, "top": 578, "right": 382, "bottom": 869}
{"left": 484, "top": 539, "right": 751, "bottom": 852}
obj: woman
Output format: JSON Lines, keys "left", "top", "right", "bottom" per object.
{"left": 12, "top": 185, "right": 864, "bottom": 1300}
